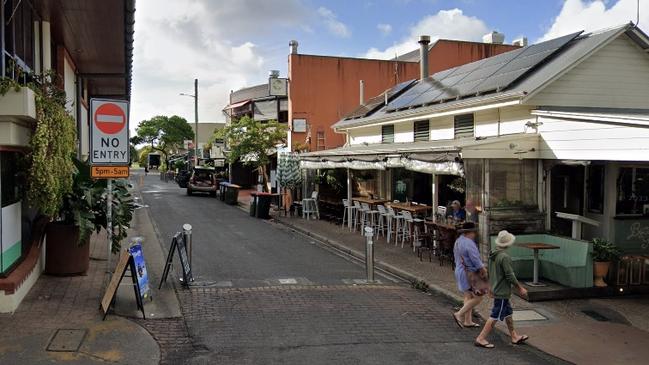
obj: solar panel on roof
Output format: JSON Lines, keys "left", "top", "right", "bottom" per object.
{"left": 385, "top": 30, "right": 583, "bottom": 111}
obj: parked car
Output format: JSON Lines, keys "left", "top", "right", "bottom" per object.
{"left": 187, "top": 166, "right": 217, "bottom": 196}
{"left": 175, "top": 169, "right": 191, "bottom": 188}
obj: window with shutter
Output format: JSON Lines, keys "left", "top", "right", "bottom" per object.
{"left": 382, "top": 125, "right": 394, "bottom": 143}
{"left": 454, "top": 114, "right": 474, "bottom": 139}
{"left": 413, "top": 120, "right": 429, "bottom": 142}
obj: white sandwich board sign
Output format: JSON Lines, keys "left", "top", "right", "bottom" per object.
{"left": 90, "top": 99, "right": 130, "bottom": 165}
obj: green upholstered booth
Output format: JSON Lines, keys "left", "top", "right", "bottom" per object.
{"left": 490, "top": 234, "right": 593, "bottom": 288}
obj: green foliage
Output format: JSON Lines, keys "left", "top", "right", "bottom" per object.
{"left": 215, "top": 116, "right": 287, "bottom": 190}
{"left": 411, "top": 280, "right": 429, "bottom": 292}
{"left": 138, "top": 145, "right": 153, "bottom": 166}
{"left": 131, "top": 115, "right": 194, "bottom": 159}
{"left": 26, "top": 72, "right": 76, "bottom": 218}
{"left": 592, "top": 238, "right": 621, "bottom": 262}
{"left": 62, "top": 158, "right": 135, "bottom": 251}
{"left": 215, "top": 116, "right": 287, "bottom": 168}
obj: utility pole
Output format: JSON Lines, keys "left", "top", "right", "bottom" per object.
{"left": 194, "top": 78, "right": 199, "bottom": 165}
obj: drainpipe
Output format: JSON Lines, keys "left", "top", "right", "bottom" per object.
{"left": 419, "top": 35, "right": 430, "bottom": 80}
{"left": 359, "top": 80, "right": 365, "bottom": 105}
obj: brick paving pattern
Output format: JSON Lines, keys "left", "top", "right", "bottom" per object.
{"left": 175, "top": 284, "right": 560, "bottom": 365}
{"left": 136, "top": 317, "right": 197, "bottom": 365}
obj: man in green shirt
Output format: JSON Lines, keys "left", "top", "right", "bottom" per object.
{"left": 475, "top": 230, "right": 529, "bottom": 349}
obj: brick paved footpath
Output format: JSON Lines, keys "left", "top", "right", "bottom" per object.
{"left": 0, "top": 232, "right": 159, "bottom": 365}
{"left": 162, "top": 284, "right": 562, "bottom": 365}
{"left": 274, "top": 214, "right": 649, "bottom": 365}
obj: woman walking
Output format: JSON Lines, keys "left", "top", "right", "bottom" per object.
{"left": 452, "top": 222, "right": 488, "bottom": 328}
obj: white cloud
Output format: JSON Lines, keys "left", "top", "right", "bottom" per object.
{"left": 377, "top": 23, "right": 393, "bottom": 36}
{"left": 130, "top": 0, "right": 308, "bottom": 131}
{"left": 318, "top": 6, "right": 351, "bottom": 38}
{"left": 540, "top": 0, "right": 647, "bottom": 41}
{"left": 364, "top": 9, "right": 489, "bottom": 59}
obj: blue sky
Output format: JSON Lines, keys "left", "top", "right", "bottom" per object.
{"left": 130, "top": 0, "right": 646, "bottom": 130}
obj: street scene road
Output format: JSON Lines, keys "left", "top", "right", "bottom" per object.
{"left": 138, "top": 171, "right": 561, "bottom": 364}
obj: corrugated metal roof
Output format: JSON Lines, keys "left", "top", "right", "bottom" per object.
{"left": 230, "top": 84, "right": 269, "bottom": 104}
{"left": 333, "top": 23, "right": 643, "bottom": 131}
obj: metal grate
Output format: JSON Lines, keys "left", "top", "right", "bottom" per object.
{"left": 382, "top": 125, "right": 395, "bottom": 143}
{"left": 454, "top": 114, "right": 474, "bottom": 139}
{"left": 413, "top": 120, "right": 430, "bottom": 142}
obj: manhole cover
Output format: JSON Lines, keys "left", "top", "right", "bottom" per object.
{"left": 582, "top": 310, "right": 609, "bottom": 322}
{"left": 513, "top": 310, "right": 547, "bottom": 321}
{"left": 47, "top": 329, "right": 87, "bottom": 352}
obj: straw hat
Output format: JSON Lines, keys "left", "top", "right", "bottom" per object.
{"left": 495, "top": 230, "right": 516, "bottom": 248}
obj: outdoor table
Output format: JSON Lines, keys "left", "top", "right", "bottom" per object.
{"left": 352, "top": 197, "right": 389, "bottom": 207}
{"left": 388, "top": 202, "right": 432, "bottom": 216}
{"left": 516, "top": 243, "right": 560, "bottom": 287}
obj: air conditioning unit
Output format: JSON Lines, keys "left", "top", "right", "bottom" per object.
{"left": 483, "top": 31, "right": 505, "bottom": 45}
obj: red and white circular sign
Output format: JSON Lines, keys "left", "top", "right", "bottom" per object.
{"left": 94, "top": 103, "right": 126, "bottom": 134}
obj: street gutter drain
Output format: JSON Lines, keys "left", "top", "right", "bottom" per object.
{"left": 47, "top": 329, "right": 87, "bottom": 352}
{"left": 582, "top": 310, "right": 610, "bottom": 322}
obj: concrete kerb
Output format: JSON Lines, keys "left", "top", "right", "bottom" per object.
{"left": 273, "top": 218, "right": 463, "bottom": 306}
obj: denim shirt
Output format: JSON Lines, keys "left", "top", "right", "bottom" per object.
{"left": 453, "top": 235, "right": 484, "bottom": 292}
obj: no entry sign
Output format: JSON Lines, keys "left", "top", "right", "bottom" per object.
{"left": 90, "top": 99, "right": 129, "bottom": 165}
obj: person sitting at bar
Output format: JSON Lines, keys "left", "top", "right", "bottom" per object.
{"left": 449, "top": 200, "right": 466, "bottom": 221}
{"left": 465, "top": 200, "right": 479, "bottom": 223}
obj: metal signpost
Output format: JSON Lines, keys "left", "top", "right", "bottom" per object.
{"left": 89, "top": 98, "right": 130, "bottom": 269}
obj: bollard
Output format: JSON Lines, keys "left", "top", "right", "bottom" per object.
{"left": 182, "top": 223, "right": 193, "bottom": 280}
{"left": 364, "top": 226, "right": 375, "bottom": 283}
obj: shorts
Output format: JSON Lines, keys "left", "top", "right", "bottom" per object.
{"left": 490, "top": 298, "right": 513, "bottom": 321}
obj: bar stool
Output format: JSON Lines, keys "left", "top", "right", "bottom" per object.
{"left": 376, "top": 205, "right": 389, "bottom": 238}
{"left": 342, "top": 199, "right": 358, "bottom": 231}
{"left": 401, "top": 210, "right": 423, "bottom": 251}
{"left": 352, "top": 200, "right": 363, "bottom": 231}
{"left": 387, "top": 206, "right": 405, "bottom": 246}
{"left": 360, "top": 202, "right": 379, "bottom": 233}
{"left": 302, "top": 191, "right": 319, "bottom": 220}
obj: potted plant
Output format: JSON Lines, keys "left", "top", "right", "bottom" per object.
{"left": 592, "top": 238, "right": 621, "bottom": 287}
{"left": 45, "top": 158, "right": 135, "bottom": 275}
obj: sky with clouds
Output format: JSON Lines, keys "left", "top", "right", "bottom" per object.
{"left": 130, "top": 0, "right": 648, "bottom": 132}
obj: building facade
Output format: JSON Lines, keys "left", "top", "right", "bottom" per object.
{"left": 0, "top": 0, "right": 134, "bottom": 312}
{"left": 301, "top": 24, "right": 649, "bottom": 286}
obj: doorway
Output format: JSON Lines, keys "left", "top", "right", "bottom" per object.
{"left": 550, "top": 165, "right": 585, "bottom": 237}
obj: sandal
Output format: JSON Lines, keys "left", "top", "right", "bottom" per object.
{"left": 452, "top": 313, "right": 464, "bottom": 328}
{"left": 464, "top": 323, "right": 480, "bottom": 328}
{"left": 512, "top": 335, "right": 529, "bottom": 345}
{"left": 474, "top": 341, "right": 495, "bottom": 349}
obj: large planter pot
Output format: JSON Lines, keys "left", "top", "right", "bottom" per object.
{"left": 44, "top": 223, "right": 90, "bottom": 275}
{"left": 593, "top": 261, "right": 611, "bottom": 287}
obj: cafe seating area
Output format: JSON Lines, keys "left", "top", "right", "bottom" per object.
{"left": 489, "top": 234, "right": 594, "bottom": 288}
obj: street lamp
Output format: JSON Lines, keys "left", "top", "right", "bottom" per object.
{"left": 180, "top": 78, "right": 199, "bottom": 165}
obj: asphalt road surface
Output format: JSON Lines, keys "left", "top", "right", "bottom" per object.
{"left": 136, "top": 170, "right": 563, "bottom": 365}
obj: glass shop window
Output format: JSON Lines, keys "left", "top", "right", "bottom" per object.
{"left": 616, "top": 167, "right": 649, "bottom": 216}
{"left": 587, "top": 164, "right": 605, "bottom": 214}
{"left": 489, "top": 159, "right": 537, "bottom": 208}
{"left": 1, "top": 152, "right": 23, "bottom": 207}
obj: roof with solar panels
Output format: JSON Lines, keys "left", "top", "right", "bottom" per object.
{"left": 333, "top": 23, "right": 649, "bottom": 131}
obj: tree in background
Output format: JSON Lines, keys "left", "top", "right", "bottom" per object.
{"left": 215, "top": 116, "right": 287, "bottom": 191}
{"left": 138, "top": 145, "right": 154, "bottom": 167}
{"left": 130, "top": 115, "right": 194, "bottom": 162}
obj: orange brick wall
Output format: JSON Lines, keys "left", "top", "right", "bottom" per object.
{"left": 288, "top": 41, "right": 519, "bottom": 151}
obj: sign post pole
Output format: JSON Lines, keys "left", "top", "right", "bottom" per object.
{"left": 107, "top": 179, "right": 113, "bottom": 269}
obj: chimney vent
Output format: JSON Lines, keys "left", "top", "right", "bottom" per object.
{"left": 289, "top": 40, "right": 299, "bottom": 54}
{"left": 512, "top": 37, "right": 528, "bottom": 47}
{"left": 269, "top": 70, "right": 280, "bottom": 78}
{"left": 418, "top": 35, "right": 430, "bottom": 80}
{"left": 482, "top": 31, "right": 505, "bottom": 44}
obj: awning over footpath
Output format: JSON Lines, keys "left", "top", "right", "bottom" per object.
{"left": 298, "top": 140, "right": 463, "bottom": 175}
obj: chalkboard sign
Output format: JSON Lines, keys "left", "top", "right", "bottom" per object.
{"left": 100, "top": 250, "right": 146, "bottom": 320}
{"left": 159, "top": 232, "right": 193, "bottom": 289}
{"left": 175, "top": 233, "right": 193, "bottom": 284}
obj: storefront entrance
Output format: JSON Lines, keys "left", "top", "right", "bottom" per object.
{"left": 550, "top": 164, "right": 585, "bottom": 237}
{"left": 391, "top": 169, "right": 432, "bottom": 205}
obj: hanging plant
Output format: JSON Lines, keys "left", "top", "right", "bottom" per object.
{"left": 26, "top": 72, "right": 77, "bottom": 218}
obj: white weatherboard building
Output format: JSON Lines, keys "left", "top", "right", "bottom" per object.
{"left": 300, "top": 23, "right": 649, "bottom": 269}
